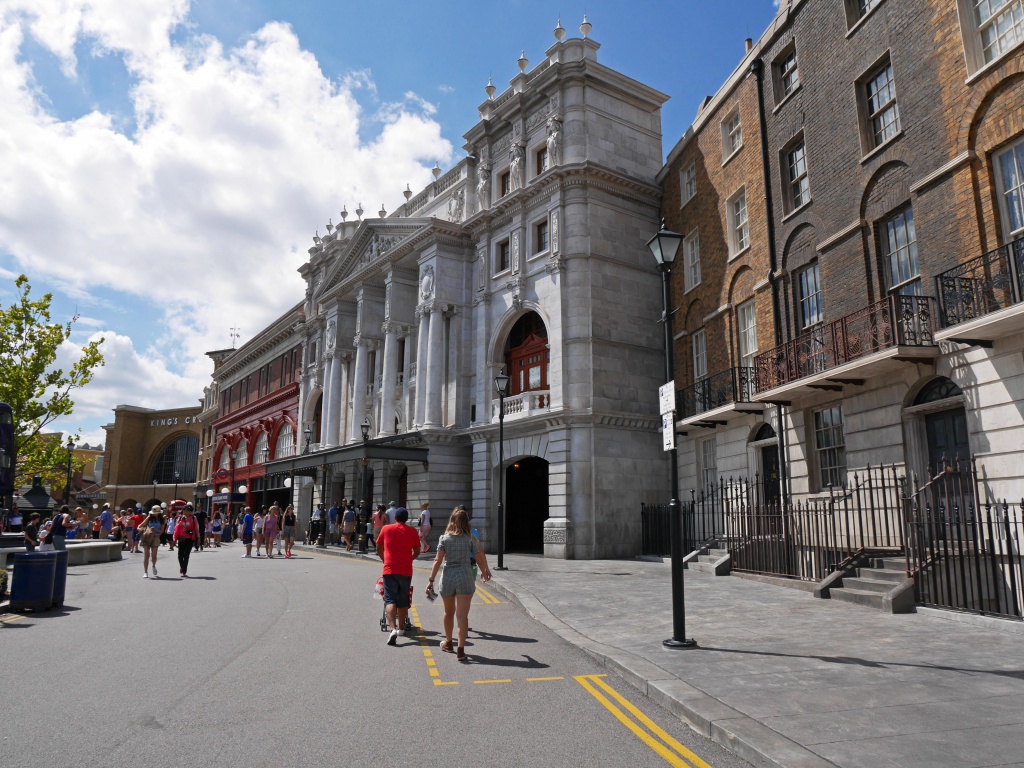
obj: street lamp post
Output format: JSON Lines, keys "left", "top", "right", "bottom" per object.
{"left": 359, "top": 420, "right": 371, "bottom": 553}
{"left": 64, "top": 438, "right": 75, "bottom": 505}
{"left": 230, "top": 449, "right": 239, "bottom": 520}
{"left": 259, "top": 448, "right": 269, "bottom": 512}
{"left": 152, "top": 477, "right": 158, "bottom": 505}
{"left": 173, "top": 471, "right": 180, "bottom": 502}
{"left": 647, "top": 220, "right": 697, "bottom": 650}
{"left": 494, "top": 373, "right": 510, "bottom": 571}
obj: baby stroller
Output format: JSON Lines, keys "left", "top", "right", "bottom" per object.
{"left": 375, "top": 576, "right": 415, "bottom": 632}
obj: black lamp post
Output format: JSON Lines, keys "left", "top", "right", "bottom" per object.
{"left": 173, "top": 471, "right": 180, "bottom": 502}
{"left": 358, "top": 420, "right": 371, "bottom": 553}
{"left": 64, "top": 438, "right": 75, "bottom": 505}
{"left": 152, "top": 477, "right": 158, "bottom": 505}
{"left": 647, "top": 220, "right": 696, "bottom": 650}
{"left": 494, "top": 372, "right": 510, "bottom": 571}
{"left": 259, "top": 448, "right": 269, "bottom": 512}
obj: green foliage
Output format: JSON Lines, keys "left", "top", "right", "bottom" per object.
{"left": 0, "top": 275, "right": 104, "bottom": 487}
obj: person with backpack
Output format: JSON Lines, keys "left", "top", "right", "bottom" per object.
{"left": 173, "top": 503, "right": 200, "bottom": 577}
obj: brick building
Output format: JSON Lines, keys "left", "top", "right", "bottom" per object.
{"left": 662, "top": 0, "right": 1024, "bottom": 504}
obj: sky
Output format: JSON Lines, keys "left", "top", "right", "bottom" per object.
{"left": 0, "top": 0, "right": 779, "bottom": 448}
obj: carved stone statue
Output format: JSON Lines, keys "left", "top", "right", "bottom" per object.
{"left": 509, "top": 142, "right": 525, "bottom": 191}
{"left": 448, "top": 188, "right": 465, "bottom": 222}
{"left": 325, "top": 319, "right": 336, "bottom": 352}
{"left": 420, "top": 265, "right": 435, "bottom": 302}
{"left": 477, "top": 162, "right": 491, "bottom": 209}
{"left": 546, "top": 117, "right": 562, "bottom": 166}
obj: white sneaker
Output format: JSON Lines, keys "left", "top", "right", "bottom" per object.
{"left": 387, "top": 630, "right": 398, "bottom": 646}
{"left": 152, "top": 565, "right": 157, "bottom": 577}
{"left": 143, "top": 571, "right": 148, "bottom": 578}
{"left": 397, "top": 629, "right": 405, "bottom": 637}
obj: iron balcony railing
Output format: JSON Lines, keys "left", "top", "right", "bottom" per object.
{"left": 754, "top": 294, "right": 936, "bottom": 392}
{"left": 677, "top": 366, "right": 756, "bottom": 419}
{"left": 935, "top": 236, "right": 1024, "bottom": 328}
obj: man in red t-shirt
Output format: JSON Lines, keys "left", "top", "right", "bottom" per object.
{"left": 375, "top": 508, "right": 421, "bottom": 645}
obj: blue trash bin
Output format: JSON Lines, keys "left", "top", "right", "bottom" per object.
{"left": 10, "top": 551, "right": 57, "bottom": 611}
{"left": 51, "top": 549, "right": 69, "bottom": 607}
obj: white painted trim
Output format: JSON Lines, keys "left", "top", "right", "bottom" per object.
{"left": 816, "top": 220, "right": 864, "bottom": 253}
{"left": 703, "top": 304, "right": 733, "bottom": 324}
{"left": 909, "top": 151, "right": 976, "bottom": 194}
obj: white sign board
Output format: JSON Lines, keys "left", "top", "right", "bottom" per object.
{"left": 658, "top": 382, "right": 676, "bottom": 416}
{"left": 662, "top": 413, "right": 675, "bottom": 452}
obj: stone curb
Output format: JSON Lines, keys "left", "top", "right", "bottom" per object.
{"left": 487, "top": 574, "right": 838, "bottom": 768}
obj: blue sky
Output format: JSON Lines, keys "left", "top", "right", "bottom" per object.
{"left": 0, "top": 0, "right": 778, "bottom": 447}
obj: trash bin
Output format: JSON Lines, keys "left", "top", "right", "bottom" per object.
{"left": 9, "top": 551, "right": 57, "bottom": 611}
{"left": 51, "top": 549, "right": 69, "bottom": 607}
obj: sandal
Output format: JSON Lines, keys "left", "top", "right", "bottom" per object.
{"left": 440, "top": 641, "right": 454, "bottom": 653}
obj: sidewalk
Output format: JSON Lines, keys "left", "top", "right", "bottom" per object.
{"left": 486, "top": 555, "right": 1024, "bottom": 768}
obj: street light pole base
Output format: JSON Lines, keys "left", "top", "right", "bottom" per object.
{"left": 663, "top": 637, "right": 698, "bottom": 649}
{"left": 494, "top": 565, "right": 508, "bottom": 571}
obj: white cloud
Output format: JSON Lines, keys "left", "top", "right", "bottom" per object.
{"left": 0, "top": 1, "right": 453, "bottom": 423}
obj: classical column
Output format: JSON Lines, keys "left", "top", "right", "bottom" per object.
{"left": 349, "top": 338, "right": 368, "bottom": 443}
{"left": 400, "top": 327, "right": 411, "bottom": 433}
{"left": 424, "top": 303, "right": 445, "bottom": 428}
{"left": 337, "top": 353, "right": 350, "bottom": 445}
{"left": 380, "top": 323, "right": 399, "bottom": 436}
{"left": 319, "top": 355, "right": 334, "bottom": 446}
{"left": 414, "top": 308, "right": 430, "bottom": 428}
{"left": 326, "top": 351, "right": 344, "bottom": 446}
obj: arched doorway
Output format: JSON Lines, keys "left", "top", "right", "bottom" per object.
{"left": 503, "top": 312, "right": 549, "bottom": 401}
{"left": 916, "top": 378, "right": 970, "bottom": 470}
{"left": 749, "top": 422, "right": 779, "bottom": 505}
{"left": 504, "top": 457, "right": 548, "bottom": 553}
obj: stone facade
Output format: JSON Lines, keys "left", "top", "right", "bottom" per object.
{"left": 294, "top": 29, "right": 672, "bottom": 558}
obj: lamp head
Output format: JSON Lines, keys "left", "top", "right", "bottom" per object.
{"left": 494, "top": 372, "right": 511, "bottom": 396}
{"left": 360, "top": 420, "right": 370, "bottom": 442}
{"left": 646, "top": 219, "right": 684, "bottom": 267}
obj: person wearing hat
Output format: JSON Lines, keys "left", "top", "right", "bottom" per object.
{"left": 386, "top": 500, "right": 399, "bottom": 525}
{"left": 139, "top": 505, "right": 164, "bottom": 578}
{"left": 98, "top": 502, "right": 113, "bottom": 539}
{"left": 375, "top": 507, "right": 421, "bottom": 646}
{"left": 173, "top": 503, "right": 200, "bottom": 577}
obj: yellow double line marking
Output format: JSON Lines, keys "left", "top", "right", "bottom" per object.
{"left": 575, "top": 675, "right": 713, "bottom": 768}
{"left": 475, "top": 585, "right": 500, "bottom": 604}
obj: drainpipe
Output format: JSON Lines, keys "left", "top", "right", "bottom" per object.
{"left": 750, "top": 57, "right": 789, "bottom": 505}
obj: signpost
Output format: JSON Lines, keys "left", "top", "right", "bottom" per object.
{"left": 659, "top": 381, "right": 676, "bottom": 452}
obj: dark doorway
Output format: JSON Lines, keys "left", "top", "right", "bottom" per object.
{"left": 760, "top": 444, "right": 780, "bottom": 505}
{"left": 925, "top": 407, "right": 970, "bottom": 471}
{"left": 504, "top": 457, "right": 548, "bottom": 553}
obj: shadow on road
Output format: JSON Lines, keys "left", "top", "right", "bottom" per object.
{"left": 462, "top": 654, "right": 550, "bottom": 669}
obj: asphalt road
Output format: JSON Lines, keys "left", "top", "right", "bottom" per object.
{"left": 2, "top": 544, "right": 753, "bottom": 768}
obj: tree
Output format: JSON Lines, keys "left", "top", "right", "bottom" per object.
{"left": 0, "top": 275, "right": 104, "bottom": 490}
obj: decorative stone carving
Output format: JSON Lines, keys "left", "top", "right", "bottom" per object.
{"left": 476, "top": 163, "right": 491, "bottom": 211}
{"left": 543, "top": 527, "right": 567, "bottom": 544}
{"left": 546, "top": 117, "right": 562, "bottom": 166}
{"left": 448, "top": 188, "right": 465, "bottom": 222}
{"left": 420, "top": 265, "right": 435, "bottom": 301}
{"left": 550, "top": 209, "right": 559, "bottom": 254}
{"left": 325, "top": 319, "right": 336, "bottom": 352}
{"left": 511, "top": 231, "right": 521, "bottom": 273}
{"left": 509, "top": 142, "right": 525, "bottom": 191}
{"left": 477, "top": 248, "right": 487, "bottom": 291}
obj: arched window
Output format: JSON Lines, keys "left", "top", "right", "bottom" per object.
{"left": 253, "top": 431, "right": 269, "bottom": 464}
{"left": 275, "top": 423, "right": 296, "bottom": 458}
{"left": 915, "top": 377, "right": 963, "bottom": 405}
{"left": 151, "top": 434, "right": 199, "bottom": 484}
{"left": 218, "top": 446, "right": 231, "bottom": 470}
{"left": 234, "top": 438, "right": 249, "bottom": 468}
{"left": 504, "top": 312, "right": 549, "bottom": 396}
{"left": 753, "top": 422, "right": 776, "bottom": 441}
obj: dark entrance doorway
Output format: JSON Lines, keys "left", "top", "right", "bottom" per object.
{"left": 760, "top": 444, "right": 780, "bottom": 505}
{"left": 504, "top": 457, "right": 548, "bottom": 553}
{"left": 925, "top": 408, "right": 970, "bottom": 470}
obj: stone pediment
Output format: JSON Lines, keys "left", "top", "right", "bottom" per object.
{"left": 315, "top": 218, "right": 471, "bottom": 301}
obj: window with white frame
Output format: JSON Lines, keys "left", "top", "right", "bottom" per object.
{"left": 253, "top": 431, "right": 269, "bottom": 464}
{"left": 975, "top": 0, "right": 1024, "bottom": 63}
{"left": 813, "top": 405, "right": 847, "bottom": 489}
{"left": 722, "top": 110, "right": 743, "bottom": 158}
{"left": 699, "top": 436, "right": 718, "bottom": 493}
{"left": 785, "top": 138, "right": 810, "bottom": 211}
{"left": 798, "top": 262, "right": 823, "bottom": 328}
{"left": 218, "top": 447, "right": 231, "bottom": 471}
{"left": 535, "top": 219, "right": 549, "bottom": 254}
{"left": 996, "top": 138, "right": 1024, "bottom": 238}
{"left": 727, "top": 188, "right": 749, "bottom": 255}
{"left": 681, "top": 162, "right": 697, "bottom": 204}
{"left": 692, "top": 328, "right": 707, "bottom": 381}
{"left": 234, "top": 439, "right": 248, "bottom": 468}
{"left": 863, "top": 61, "right": 900, "bottom": 149}
{"left": 274, "top": 422, "right": 296, "bottom": 459}
{"left": 775, "top": 47, "right": 800, "bottom": 101}
{"left": 684, "top": 230, "right": 701, "bottom": 292}
{"left": 737, "top": 299, "right": 758, "bottom": 369}
{"left": 851, "top": 0, "right": 882, "bottom": 21}
{"left": 881, "top": 206, "right": 921, "bottom": 295}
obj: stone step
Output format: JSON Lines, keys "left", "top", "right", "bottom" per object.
{"left": 856, "top": 567, "right": 905, "bottom": 584}
{"left": 841, "top": 577, "right": 893, "bottom": 594}
{"left": 829, "top": 587, "right": 886, "bottom": 610}
{"left": 687, "top": 561, "right": 720, "bottom": 574}
{"left": 872, "top": 557, "right": 907, "bottom": 571}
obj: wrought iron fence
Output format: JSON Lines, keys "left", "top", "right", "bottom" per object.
{"left": 935, "top": 236, "right": 1024, "bottom": 328}
{"left": 754, "top": 295, "right": 936, "bottom": 391}
{"left": 720, "top": 466, "right": 905, "bottom": 581}
{"left": 904, "top": 460, "right": 1024, "bottom": 620}
{"left": 640, "top": 502, "right": 671, "bottom": 557}
{"left": 677, "top": 367, "right": 755, "bottom": 419}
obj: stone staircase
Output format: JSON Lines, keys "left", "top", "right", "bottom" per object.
{"left": 685, "top": 544, "right": 731, "bottom": 576}
{"left": 826, "top": 556, "right": 915, "bottom": 613}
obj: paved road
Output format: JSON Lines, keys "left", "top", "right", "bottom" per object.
{"left": 2, "top": 545, "right": 752, "bottom": 768}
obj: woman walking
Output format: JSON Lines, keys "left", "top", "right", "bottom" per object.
{"left": 173, "top": 503, "right": 200, "bottom": 577}
{"left": 418, "top": 502, "right": 432, "bottom": 553}
{"left": 263, "top": 505, "right": 279, "bottom": 558}
{"left": 426, "top": 507, "right": 492, "bottom": 661}
{"left": 139, "top": 506, "right": 164, "bottom": 578}
{"left": 253, "top": 508, "right": 265, "bottom": 557}
{"left": 281, "top": 504, "right": 297, "bottom": 558}
{"left": 210, "top": 512, "right": 223, "bottom": 547}
{"left": 371, "top": 504, "right": 387, "bottom": 548}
